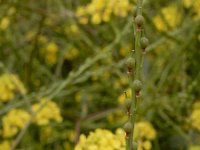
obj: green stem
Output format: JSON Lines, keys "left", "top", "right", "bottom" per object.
{"left": 129, "top": 0, "right": 144, "bottom": 150}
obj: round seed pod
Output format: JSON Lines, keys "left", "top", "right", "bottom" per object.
{"left": 133, "top": 80, "right": 142, "bottom": 92}
{"left": 140, "top": 37, "right": 149, "bottom": 49}
{"left": 125, "top": 98, "right": 132, "bottom": 110}
{"left": 126, "top": 57, "right": 135, "bottom": 69}
{"left": 135, "top": 15, "right": 144, "bottom": 27}
{"left": 123, "top": 122, "right": 132, "bottom": 133}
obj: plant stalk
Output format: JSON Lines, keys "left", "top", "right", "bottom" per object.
{"left": 125, "top": 0, "right": 144, "bottom": 150}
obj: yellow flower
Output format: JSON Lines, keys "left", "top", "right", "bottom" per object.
{"left": 113, "top": 0, "right": 132, "bottom": 17}
{"left": 182, "top": 0, "right": 192, "bottom": 8}
{"left": 182, "top": 0, "right": 200, "bottom": 19}
{"left": 75, "top": 122, "right": 156, "bottom": 150}
{"left": 153, "top": 15, "right": 167, "bottom": 31}
{"left": 45, "top": 42, "right": 59, "bottom": 65}
{"left": 75, "top": 0, "right": 132, "bottom": 25}
{"left": 0, "top": 73, "right": 26, "bottom": 102}
{"left": 0, "top": 17, "right": 10, "bottom": 30}
{"left": 0, "top": 141, "right": 11, "bottom": 150}
{"left": 193, "top": 0, "right": 200, "bottom": 19}
{"left": 134, "top": 121, "right": 157, "bottom": 140}
{"left": 76, "top": 7, "right": 89, "bottom": 25}
{"left": 91, "top": 13, "right": 102, "bottom": 24}
{"left": 2, "top": 109, "right": 30, "bottom": 137}
{"left": 102, "top": 9, "right": 112, "bottom": 22}
{"left": 46, "top": 42, "right": 58, "bottom": 53}
{"left": 32, "top": 98, "right": 63, "bottom": 126}
{"left": 76, "top": 7, "right": 87, "bottom": 18}
{"left": 153, "top": 4, "right": 181, "bottom": 31}
{"left": 142, "top": 140, "right": 152, "bottom": 150}
{"left": 75, "top": 128, "right": 126, "bottom": 150}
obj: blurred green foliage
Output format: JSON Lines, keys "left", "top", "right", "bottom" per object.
{"left": 0, "top": 0, "right": 200, "bottom": 150}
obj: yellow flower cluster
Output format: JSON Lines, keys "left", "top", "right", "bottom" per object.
{"left": 0, "top": 98, "right": 62, "bottom": 138}
{"left": 75, "top": 122, "right": 156, "bottom": 150}
{"left": 153, "top": 4, "right": 181, "bottom": 31}
{"left": 190, "top": 101, "right": 200, "bottom": 131}
{"left": 134, "top": 121, "right": 157, "bottom": 150}
{"left": 183, "top": 0, "right": 200, "bottom": 19}
{"left": 0, "top": 17, "right": 10, "bottom": 30}
{"left": 76, "top": 0, "right": 132, "bottom": 25}
{"left": 0, "top": 141, "right": 11, "bottom": 150}
{"left": 44, "top": 42, "right": 59, "bottom": 65}
{"left": 0, "top": 73, "right": 27, "bottom": 102}
{"left": 75, "top": 128, "right": 125, "bottom": 150}
{"left": 1, "top": 109, "right": 30, "bottom": 137}
{"left": 32, "top": 98, "right": 63, "bottom": 125}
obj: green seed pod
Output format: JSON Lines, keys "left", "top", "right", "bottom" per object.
{"left": 126, "top": 57, "right": 135, "bottom": 69}
{"left": 125, "top": 98, "right": 132, "bottom": 110}
{"left": 133, "top": 80, "right": 142, "bottom": 92}
{"left": 140, "top": 37, "right": 149, "bottom": 49}
{"left": 123, "top": 122, "right": 132, "bottom": 133}
{"left": 135, "top": 15, "right": 144, "bottom": 27}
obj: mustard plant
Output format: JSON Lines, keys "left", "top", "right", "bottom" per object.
{"left": 123, "top": 0, "right": 149, "bottom": 149}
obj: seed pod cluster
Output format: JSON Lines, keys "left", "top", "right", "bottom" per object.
{"left": 123, "top": 0, "right": 147, "bottom": 149}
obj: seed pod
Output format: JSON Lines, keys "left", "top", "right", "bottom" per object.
{"left": 125, "top": 98, "right": 132, "bottom": 110}
{"left": 123, "top": 122, "right": 132, "bottom": 133}
{"left": 133, "top": 80, "right": 142, "bottom": 92}
{"left": 126, "top": 57, "right": 135, "bottom": 69}
{"left": 135, "top": 15, "right": 144, "bottom": 27}
{"left": 140, "top": 37, "right": 149, "bottom": 49}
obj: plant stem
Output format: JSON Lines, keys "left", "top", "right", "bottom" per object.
{"left": 126, "top": 0, "right": 144, "bottom": 149}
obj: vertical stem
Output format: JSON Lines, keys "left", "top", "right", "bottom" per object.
{"left": 126, "top": 0, "right": 144, "bottom": 150}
